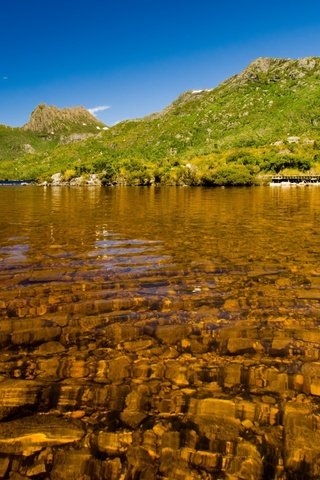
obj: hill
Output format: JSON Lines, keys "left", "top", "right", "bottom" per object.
{"left": 1, "top": 57, "right": 320, "bottom": 184}
{"left": 0, "top": 104, "right": 106, "bottom": 180}
{"left": 23, "top": 103, "right": 106, "bottom": 134}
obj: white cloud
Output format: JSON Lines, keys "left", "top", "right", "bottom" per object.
{"left": 87, "top": 105, "right": 110, "bottom": 116}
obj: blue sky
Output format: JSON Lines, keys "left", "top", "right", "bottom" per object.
{"left": 1, "top": 0, "right": 320, "bottom": 127}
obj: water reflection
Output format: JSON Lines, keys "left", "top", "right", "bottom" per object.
{"left": 1, "top": 186, "right": 319, "bottom": 265}
{"left": 0, "top": 185, "right": 319, "bottom": 326}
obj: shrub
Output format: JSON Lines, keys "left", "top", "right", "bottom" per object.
{"left": 203, "top": 164, "right": 254, "bottom": 186}
{"left": 75, "top": 165, "right": 90, "bottom": 175}
{"left": 119, "top": 159, "right": 153, "bottom": 185}
{"left": 262, "top": 154, "right": 312, "bottom": 173}
{"left": 226, "top": 150, "right": 260, "bottom": 168}
{"left": 62, "top": 168, "right": 77, "bottom": 181}
{"left": 172, "top": 165, "right": 200, "bottom": 186}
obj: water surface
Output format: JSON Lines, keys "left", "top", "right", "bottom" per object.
{"left": 1, "top": 186, "right": 320, "bottom": 315}
{"left": 0, "top": 186, "right": 320, "bottom": 479}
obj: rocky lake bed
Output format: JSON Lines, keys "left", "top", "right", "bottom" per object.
{"left": 0, "top": 186, "right": 320, "bottom": 479}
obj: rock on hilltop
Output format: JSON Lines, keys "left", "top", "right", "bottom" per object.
{"left": 226, "top": 56, "right": 320, "bottom": 86}
{"left": 23, "top": 103, "right": 106, "bottom": 134}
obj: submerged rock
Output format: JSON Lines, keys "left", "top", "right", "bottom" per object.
{"left": 0, "top": 256, "right": 320, "bottom": 478}
{"left": 0, "top": 415, "right": 84, "bottom": 456}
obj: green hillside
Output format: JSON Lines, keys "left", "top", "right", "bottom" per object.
{"left": 1, "top": 57, "right": 320, "bottom": 184}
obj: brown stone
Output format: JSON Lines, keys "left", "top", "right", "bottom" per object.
{"left": 0, "top": 415, "right": 84, "bottom": 456}
{"left": 226, "top": 442, "right": 263, "bottom": 480}
{"left": 0, "top": 380, "right": 46, "bottom": 420}
{"left": 0, "top": 457, "right": 10, "bottom": 478}
{"left": 96, "top": 431, "right": 133, "bottom": 455}
{"left": 284, "top": 402, "right": 320, "bottom": 477}
{"left": 108, "top": 356, "right": 131, "bottom": 383}
{"left": 50, "top": 448, "right": 92, "bottom": 480}
{"left": 155, "top": 324, "right": 191, "bottom": 345}
{"left": 227, "top": 338, "right": 256, "bottom": 355}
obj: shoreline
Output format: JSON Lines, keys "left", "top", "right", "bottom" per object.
{"left": 2, "top": 175, "right": 320, "bottom": 188}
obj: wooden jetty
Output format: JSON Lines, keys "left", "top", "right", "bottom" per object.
{"left": 270, "top": 175, "right": 320, "bottom": 185}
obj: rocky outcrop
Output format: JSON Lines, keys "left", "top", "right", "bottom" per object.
{"left": 43, "top": 173, "right": 102, "bottom": 186}
{"left": 22, "top": 143, "right": 36, "bottom": 154}
{"left": 226, "top": 56, "right": 320, "bottom": 86}
{"left": 59, "top": 133, "right": 95, "bottom": 144}
{"left": 23, "top": 103, "right": 105, "bottom": 134}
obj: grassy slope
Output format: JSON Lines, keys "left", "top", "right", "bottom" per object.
{"left": 0, "top": 104, "right": 105, "bottom": 180}
{"left": 1, "top": 57, "right": 320, "bottom": 184}
{"left": 0, "top": 126, "right": 61, "bottom": 180}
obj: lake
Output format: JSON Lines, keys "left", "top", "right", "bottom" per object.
{"left": 0, "top": 185, "right": 320, "bottom": 479}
